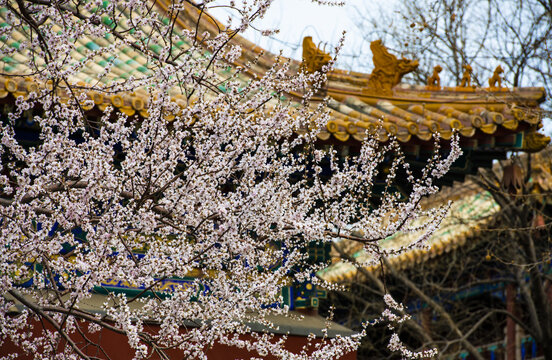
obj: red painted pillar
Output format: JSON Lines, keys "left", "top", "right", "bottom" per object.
{"left": 547, "top": 278, "right": 552, "bottom": 309}
{"left": 506, "top": 283, "right": 517, "bottom": 360}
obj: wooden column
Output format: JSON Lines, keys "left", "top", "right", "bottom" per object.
{"left": 547, "top": 278, "right": 552, "bottom": 309}
{"left": 421, "top": 307, "right": 432, "bottom": 336}
{"left": 506, "top": 283, "right": 517, "bottom": 360}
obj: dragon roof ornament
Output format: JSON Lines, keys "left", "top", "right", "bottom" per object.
{"left": 366, "top": 40, "right": 419, "bottom": 95}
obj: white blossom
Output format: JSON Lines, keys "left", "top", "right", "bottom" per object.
{"left": 0, "top": 0, "right": 460, "bottom": 358}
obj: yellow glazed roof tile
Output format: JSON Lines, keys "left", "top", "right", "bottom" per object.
{"left": 0, "top": 1, "right": 546, "bottom": 148}
{"left": 318, "top": 180, "right": 501, "bottom": 283}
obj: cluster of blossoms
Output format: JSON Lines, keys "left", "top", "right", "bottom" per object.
{"left": 0, "top": 0, "right": 460, "bottom": 358}
{"left": 368, "top": 294, "right": 438, "bottom": 359}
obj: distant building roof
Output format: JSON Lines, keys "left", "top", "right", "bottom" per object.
{"left": 318, "top": 146, "right": 552, "bottom": 283}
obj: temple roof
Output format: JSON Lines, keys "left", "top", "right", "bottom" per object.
{"left": 0, "top": 0, "right": 549, "bottom": 183}
{"left": 318, "top": 180, "right": 499, "bottom": 283}
{"left": 302, "top": 37, "right": 548, "bottom": 166}
{"left": 318, "top": 146, "right": 552, "bottom": 283}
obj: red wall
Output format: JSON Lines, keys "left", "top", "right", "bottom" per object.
{"left": 1, "top": 318, "right": 357, "bottom": 359}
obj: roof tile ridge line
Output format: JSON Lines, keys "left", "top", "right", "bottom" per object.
{"left": 154, "top": 0, "right": 297, "bottom": 73}
{"left": 150, "top": 3, "right": 550, "bottom": 98}
{"left": 154, "top": 0, "right": 387, "bottom": 80}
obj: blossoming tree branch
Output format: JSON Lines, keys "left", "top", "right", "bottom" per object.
{"left": 0, "top": 0, "right": 460, "bottom": 358}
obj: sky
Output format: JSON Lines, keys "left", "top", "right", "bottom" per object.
{"left": 208, "top": 0, "right": 396, "bottom": 72}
